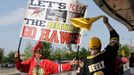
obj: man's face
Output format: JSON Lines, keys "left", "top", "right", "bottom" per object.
{"left": 35, "top": 49, "right": 43, "bottom": 59}
{"left": 90, "top": 49, "right": 100, "bottom": 55}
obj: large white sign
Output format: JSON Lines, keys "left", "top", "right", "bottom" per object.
{"left": 20, "top": 0, "right": 87, "bottom": 45}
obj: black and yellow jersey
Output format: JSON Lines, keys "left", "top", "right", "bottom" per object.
{"left": 80, "top": 30, "right": 119, "bottom": 75}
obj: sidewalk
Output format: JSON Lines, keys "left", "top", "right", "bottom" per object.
{"left": 123, "top": 69, "right": 134, "bottom": 75}
{"left": 0, "top": 67, "right": 20, "bottom": 75}
{"left": 0, "top": 67, "right": 134, "bottom": 75}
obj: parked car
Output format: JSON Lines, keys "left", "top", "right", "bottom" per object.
{"left": 1, "top": 63, "right": 15, "bottom": 68}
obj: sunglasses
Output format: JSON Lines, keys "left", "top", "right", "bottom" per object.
{"left": 35, "top": 49, "right": 43, "bottom": 54}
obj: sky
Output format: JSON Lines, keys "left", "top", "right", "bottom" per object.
{"left": 0, "top": 0, "right": 134, "bottom": 55}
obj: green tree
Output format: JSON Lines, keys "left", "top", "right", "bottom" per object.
{"left": 0, "top": 48, "right": 4, "bottom": 64}
{"left": 0, "top": 49, "right": 15, "bottom": 63}
{"left": 51, "top": 48, "right": 62, "bottom": 61}
{"left": 7, "top": 51, "right": 16, "bottom": 63}
{"left": 50, "top": 47, "right": 89, "bottom": 61}
{"left": 23, "top": 42, "right": 33, "bottom": 60}
{"left": 118, "top": 45, "right": 131, "bottom": 58}
{"left": 50, "top": 47, "right": 76, "bottom": 61}
{"left": 2, "top": 56, "right": 8, "bottom": 63}
{"left": 51, "top": 47, "right": 88, "bottom": 61}
{"left": 41, "top": 42, "right": 52, "bottom": 59}
{"left": 23, "top": 41, "right": 52, "bottom": 60}
{"left": 61, "top": 49, "right": 75, "bottom": 60}
{"left": 79, "top": 47, "right": 89, "bottom": 59}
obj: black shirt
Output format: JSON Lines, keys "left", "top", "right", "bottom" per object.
{"left": 129, "top": 54, "right": 134, "bottom": 68}
{"left": 80, "top": 30, "right": 119, "bottom": 75}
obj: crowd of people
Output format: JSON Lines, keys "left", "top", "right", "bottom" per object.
{"left": 14, "top": 16, "right": 134, "bottom": 75}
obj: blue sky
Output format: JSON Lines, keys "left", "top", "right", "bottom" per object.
{"left": 0, "top": 0, "right": 134, "bottom": 54}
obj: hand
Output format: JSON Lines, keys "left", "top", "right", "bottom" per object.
{"left": 103, "top": 16, "right": 109, "bottom": 24}
{"left": 14, "top": 51, "right": 20, "bottom": 59}
{"left": 69, "top": 58, "right": 78, "bottom": 65}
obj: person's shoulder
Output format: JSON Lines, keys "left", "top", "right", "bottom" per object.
{"left": 42, "top": 58, "right": 53, "bottom": 62}
{"left": 27, "top": 57, "right": 33, "bottom": 60}
{"left": 25, "top": 57, "right": 35, "bottom": 61}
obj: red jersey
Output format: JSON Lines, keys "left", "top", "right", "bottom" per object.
{"left": 16, "top": 57, "right": 72, "bottom": 75}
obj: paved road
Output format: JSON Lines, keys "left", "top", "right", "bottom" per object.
{"left": 0, "top": 67, "right": 20, "bottom": 75}
{"left": 0, "top": 67, "right": 134, "bottom": 75}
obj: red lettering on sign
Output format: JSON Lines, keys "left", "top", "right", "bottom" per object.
{"left": 49, "top": 30, "right": 59, "bottom": 43}
{"left": 70, "top": 33, "right": 81, "bottom": 44}
{"left": 69, "top": 3, "right": 75, "bottom": 11}
{"left": 39, "top": 28, "right": 50, "bottom": 41}
{"left": 39, "top": 29, "right": 81, "bottom": 45}
{"left": 69, "top": 3, "right": 86, "bottom": 13}
{"left": 22, "top": 26, "right": 37, "bottom": 39}
{"left": 60, "top": 31, "right": 71, "bottom": 44}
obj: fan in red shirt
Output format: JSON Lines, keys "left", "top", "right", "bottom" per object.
{"left": 15, "top": 41, "right": 75, "bottom": 75}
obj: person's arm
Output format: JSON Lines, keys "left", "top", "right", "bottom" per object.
{"left": 103, "top": 16, "right": 119, "bottom": 46}
{"left": 103, "top": 16, "right": 119, "bottom": 39}
{"left": 59, "top": 58, "right": 77, "bottom": 72}
{"left": 103, "top": 16, "right": 114, "bottom": 32}
{"left": 15, "top": 52, "right": 32, "bottom": 73}
{"left": 103, "top": 16, "right": 119, "bottom": 59}
{"left": 44, "top": 59, "right": 76, "bottom": 74}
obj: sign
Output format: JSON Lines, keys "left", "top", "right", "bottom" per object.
{"left": 20, "top": 0, "right": 87, "bottom": 45}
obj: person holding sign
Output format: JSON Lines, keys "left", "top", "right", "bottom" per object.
{"left": 79, "top": 16, "right": 120, "bottom": 75}
{"left": 15, "top": 41, "right": 76, "bottom": 75}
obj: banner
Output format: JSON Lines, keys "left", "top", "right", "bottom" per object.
{"left": 20, "top": 0, "right": 87, "bottom": 45}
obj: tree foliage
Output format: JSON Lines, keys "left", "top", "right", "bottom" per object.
{"left": 79, "top": 47, "right": 89, "bottom": 59}
{"left": 41, "top": 42, "right": 52, "bottom": 59}
{"left": 51, "top": 48, "right": 62, "bottom": 61}
{"left": 118, "top": 45, "right": 131, "bottom": 57}
{"left": 18, "top": 41, "right": 89, "bottom": 62}
{"left": 0, "top": 48, "right": 4, "bottom": 64}
{"left": 49, "top": 47, "right": 89, "bottom": 61}
{"left": 2, "top": 56, "right": 8, "bottom": 63}
{"left": 22, "top": 41, "right": 52, "bottom": 60}
{"left": 0, "top": 50, "right": 16, "bottom": 63}
{"left": 23, "top": 42, "right": 33, "bottom": 60}
{"left": 7, "top": 51, "right": 16, "bottom": 63}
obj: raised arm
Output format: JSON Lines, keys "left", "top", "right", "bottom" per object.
{"left": 103, "top": 16, "right": 119, "bottom": 43}
{"left": 103, "top": 16, "right": 114, "bottom": 32}
{"left": 103, "top": 16, "right": 119, "bottom": 58}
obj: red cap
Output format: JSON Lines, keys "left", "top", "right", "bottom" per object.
{"left": 32, "top": 41, "right": 43, "bottom": 52}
